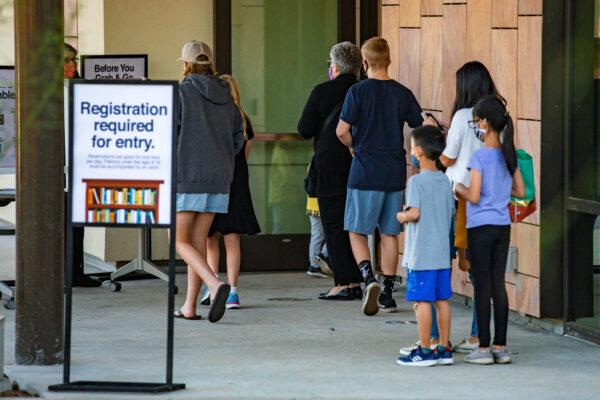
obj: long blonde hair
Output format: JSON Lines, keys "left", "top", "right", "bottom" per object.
{"left": 220, "top": 74, "right": 249, "bottom": 137}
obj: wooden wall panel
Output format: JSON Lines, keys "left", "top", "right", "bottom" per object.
{"left": 492, "top": 0, "right": 518, "bottom": 28}
{"left": 421, "top": 0, "right": 443, "bottom": 16}
{"left": 511, "top": 223, "right": 541, "bottom": 278}
{"left": 467, "top": 0, "right": 492, "bottom": 69}
{"left": 506, "top": 282, "right": 518, "bottom": 311}
{"left": 383, "top": 0, "right": 399, "bottom": 4}
{"left": 420, "top": 17, "right": 443, "bottom": 111}
{"left": 516, "top": 274, "right": 540, "bottom": 317}
{"left": 399, "top": 0, "right": 421, "bottom": 27}
{"left": 516, "top": 120, "right": 541, "bottom": 224}
{"left": 491, "top": 29, "right": 518, "bottom": 121}
{"left": 517, "top": 16, "right": 542, "bottom": 120}
{"left": 519, "top": 0, "right": 542, "bottom": 15}
{"left": 382, "top": 6, "right": 400, "bottom": 82}
{"left": 443, "top": 4, "right": 467, "bottom": 122}
{"left": 398, "top": 28, "right": 421, "bottom": 97}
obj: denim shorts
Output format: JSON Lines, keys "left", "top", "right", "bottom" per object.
{"left": 176, "top": 193, "right": 229, "bottom": 214}
{"left": 343, "top": 189, "right": 404, "bottom": 235}
{"left": 406, "top": 268, "right": 452, "bottom": 302}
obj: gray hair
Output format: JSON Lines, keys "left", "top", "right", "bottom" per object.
{"left": 330, "top": 42, "right": 362, "bottom": 77}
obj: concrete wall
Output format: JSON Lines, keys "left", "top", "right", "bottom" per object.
{"left": 382, "top": 0, "right": 543, "bottom": 317}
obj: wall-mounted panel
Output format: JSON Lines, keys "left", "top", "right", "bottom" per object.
{"left": 491, "top": 29, "right": 518, "bottom": 122}
{"left": 420, "top": 17, "right": 443, "bottom": 111}
{"left": 511, "top": 223, "right": 541, "bottom": 277}
{"left": 382, "top": 6, "right": 400, "bottom": 81}
{"left": 442, "top": 4, "right": 467, "bottom": 122}
{"left": 399, "top": 0, "right": 420, "bottom": 27}
{"left": 467, "top": 0, "right": 491, "bottom": 69}
{"left": 398, "top": 28, "right": 421, "bottom": 97}
{"left": 516, "top": 274, "right": 540, "bottom": 317}
{"left": 421, "top": 0, "right": 442, "bottom": 16}
{"left": 519, "top": 0, "right": 542, "bottom": 15}
{"left": 517, "top": 16, "right": 542, "bottom": 120}
{"left": 492, "top": 0, "right": 518, "bottom": 28}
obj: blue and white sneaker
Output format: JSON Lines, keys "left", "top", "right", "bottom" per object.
{"left": 226, "top": 293, "right": 240, "bottom": 309}
{"left": 435, "top": 346, "right": 454, "bottom": 365}
{"left": 396, "top": 346, "right": 437, "bottom": 367}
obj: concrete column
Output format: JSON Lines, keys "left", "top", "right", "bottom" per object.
{"left": 14, "top": 0, "right": 64, "bottom": 365}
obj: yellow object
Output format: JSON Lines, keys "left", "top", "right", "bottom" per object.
{"left": 455, "top": 197, "right": 468, "bottom": 249}
{"left": 306, "top": 197, "right": 320, "bottom": 217}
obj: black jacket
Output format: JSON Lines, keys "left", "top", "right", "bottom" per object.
{"left": 298, "top": 73, "right": 357, "bottom": 197}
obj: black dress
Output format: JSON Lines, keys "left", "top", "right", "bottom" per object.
{"left": 209, "top": 117, "right": 261, "bottom": 236}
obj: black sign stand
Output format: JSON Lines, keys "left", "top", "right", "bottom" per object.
{"left": 49, "top": 80, "right": 184, "bottom": 394}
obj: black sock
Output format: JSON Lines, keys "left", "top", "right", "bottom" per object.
{"left": 359, "top": 261, "right": 373, "bottom": 280}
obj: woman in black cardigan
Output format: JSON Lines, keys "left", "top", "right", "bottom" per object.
{"left": 298, "top": 42, "right": 363, "bottom": 300}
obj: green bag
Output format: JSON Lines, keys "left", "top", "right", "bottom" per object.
{"left": 516, "top": 149, "right": 535, "bottom": 202}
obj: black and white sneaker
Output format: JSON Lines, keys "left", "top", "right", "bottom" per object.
{"left": 314, "top": 253, "right": 333, "bottom": 276}
{"left": 306, "top": 265, "right": 328, "bottom": 278}
{"left": 378, "top": 279, "right": 397, "bottom": 312}
{"left": 359, "top": 261, "right": 380, "bottom": 316}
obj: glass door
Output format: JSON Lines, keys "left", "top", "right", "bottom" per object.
{"left": 565, "top": 0, "right": 600, "bottom": 342}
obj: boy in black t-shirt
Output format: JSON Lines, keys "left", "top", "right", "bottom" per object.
{"left": 336, "top": 37, "right": 431, "bottom": 316}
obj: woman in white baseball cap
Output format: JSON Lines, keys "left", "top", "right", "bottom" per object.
{"left": 174, "top": 41, "right": 245, "bottom": 323}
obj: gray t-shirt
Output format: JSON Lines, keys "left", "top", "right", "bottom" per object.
{"left": 401, "top": 170, "right": 455, "bottom": 270}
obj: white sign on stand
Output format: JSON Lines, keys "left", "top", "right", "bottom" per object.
{"left": 70, "top": 81, "right": 175, "bottom": 226}
{"left": 0, "top": 67, "right": 15, "bottom": 174}
{"left": 81, "top": 55, "right": 148, "bottom": 80}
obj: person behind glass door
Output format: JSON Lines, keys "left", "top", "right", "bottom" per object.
{"left": 204, "top": 75, "right": 261, "bottom": 310}
{"left": 298, "top": 41, "right": 364, "bottom": 300}
{"left": 64, "top": 42, "right": 100, "bottom": 287}
{"left": 454, "top": 95, "right": 525, "bottom": 364}
{"left": 173, "top": 41, "right": 244, "bottom": 322}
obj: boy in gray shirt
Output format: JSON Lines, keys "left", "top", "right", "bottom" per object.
{"left": 396, "top": 126, "right": 455, "bottom": 367}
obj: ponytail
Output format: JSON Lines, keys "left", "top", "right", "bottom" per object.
{"left": 501, "top": 115, "right": 517, "bottom": 176}
{"left": 473, "top": 95, "right": 518, "bottom": 176}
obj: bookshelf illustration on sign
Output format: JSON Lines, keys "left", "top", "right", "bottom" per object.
{"left": 83, "top": 179, "right": 163, "bottom": 225}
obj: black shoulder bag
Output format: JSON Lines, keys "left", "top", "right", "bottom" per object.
{"left": 304, "top": 101, "right": 344, "bottom": 197}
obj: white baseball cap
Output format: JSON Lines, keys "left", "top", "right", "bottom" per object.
{"left": 179, "top": 41, "right": 213, "bottom": 64}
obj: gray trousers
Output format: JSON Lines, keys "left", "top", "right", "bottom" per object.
{"left": 309, "top": 215, "right": 328, "bottom": 265}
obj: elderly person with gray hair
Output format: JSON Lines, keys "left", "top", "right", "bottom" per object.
{"left": 298, "top": 41, "right": 364, "bottom": 300}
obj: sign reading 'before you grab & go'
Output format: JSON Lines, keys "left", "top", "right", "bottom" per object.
{"left": 81, "top": 54, "right": 148, "bottom": 80}
{"left": 70, "top": 81, "right": 176, "bottom": 227}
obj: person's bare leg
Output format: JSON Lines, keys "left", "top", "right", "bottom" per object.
{"left": 380, "top": 234, "right": 399, "bottom": 276}
{"left": 176, "top": 212, "right": 223, "bottom": 304}
{"left": 415, "top": 302, "right": 432, "bottom": 349}
{"left": 434, "top": 300, "right": 452, "bottom": 347}
{"left": 223, "top": 233, "right": 241, "bottom": 287}
{"left": 349, "top": 232, "right": 371, "bottom": 264}
{"left": 206, "top": 235, "right": 220, "bottom": 276}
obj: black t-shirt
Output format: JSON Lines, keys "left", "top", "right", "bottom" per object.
{"left": 340, "top": 79, "right": 423, "bottom": 191}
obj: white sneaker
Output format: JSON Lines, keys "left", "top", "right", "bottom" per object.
{"left": 399, "top": 341, "right": 421, "bottom": 356}
{"left": 453, "top": 338, "right": 479, "bottom": 354}
{"left": 199, "top": 284, "right": 210, "bottom": 305}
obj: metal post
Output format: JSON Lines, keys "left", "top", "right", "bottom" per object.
{"left": 14, "top": 0, "right": 65, "bottom": 365}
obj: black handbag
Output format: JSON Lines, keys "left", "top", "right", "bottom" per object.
{"left": 304, "top": 101, "right": 344, "bottom": 196}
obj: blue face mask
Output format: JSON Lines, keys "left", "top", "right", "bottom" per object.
{"left": 410, "top": 154, "right": 420, "bottom": 169}
{"left": 475, "top": 128, "right": 486, "bottom": 142}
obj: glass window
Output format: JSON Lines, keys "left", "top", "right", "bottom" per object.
{"left": 575, "top": 216, "right": 600, "bottom": 330}
{"left": 232, "top": 0, "right": 338, "bottom": 234}
{"left": 231, "top": 0, "right": 338, "bottom": 133}
{"left": 570, "top": 0, "right": 600, "bottom": 201}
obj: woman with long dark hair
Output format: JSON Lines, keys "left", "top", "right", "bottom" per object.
{"left": 455, "top": 95, "right": 525, "bottom": 364}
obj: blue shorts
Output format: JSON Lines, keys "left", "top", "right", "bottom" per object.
{"left": 176, "top": 193, "right": 229, "bottom": 214}
{"left": 344, "top": 189, "right": 403, "bottom": 235}
{"left": 406, "top": 268, "right": 452, "bottom": 302}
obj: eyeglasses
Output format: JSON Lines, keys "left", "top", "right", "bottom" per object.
{"left": 326, "top": 58, "right": 332, "bottom": 66}
{"left": 468, "top": 119, "right": 482, "bottom": 129}
{"left": 64, "top": 56, "right": 79, "bottom": 64}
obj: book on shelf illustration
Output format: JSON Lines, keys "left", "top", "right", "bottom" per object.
{"left": 83, "top": 179, "right": 163, "bottom": 224}
{"left": 87, "top": 187, "right": 157, "bottom": 206}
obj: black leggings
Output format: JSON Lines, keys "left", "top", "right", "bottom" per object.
{"left": 467, "top": 225, "right": 510, "bottom": 347}
{"left": 318, "top": 195, "right": 363, "bottom": 286}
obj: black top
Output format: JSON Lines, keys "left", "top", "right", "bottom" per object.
{"left": 297, "top": 73, "right": 358, "bottom": 197}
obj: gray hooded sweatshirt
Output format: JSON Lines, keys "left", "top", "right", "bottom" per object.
{"left": 177, "top": 74, "right": 244, "bottom": 194}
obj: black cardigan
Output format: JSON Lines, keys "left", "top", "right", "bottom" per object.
{"left": 297, "top": 73, "right": 357, "bottom": 198}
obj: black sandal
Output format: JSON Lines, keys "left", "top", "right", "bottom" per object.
{"left": 174, "top": 308, "right": 202, "bottom": 320}
{"left": 208, "top": 284, "right": 231, "bottom": 323}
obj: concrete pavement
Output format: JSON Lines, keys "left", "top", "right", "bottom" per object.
{"left": 2, "top": 272, "right": 599, "bottom": 399}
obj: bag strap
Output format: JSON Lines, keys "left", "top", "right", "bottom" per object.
{"left": 321, "top": 101, "right": 344, "bottom": 138}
